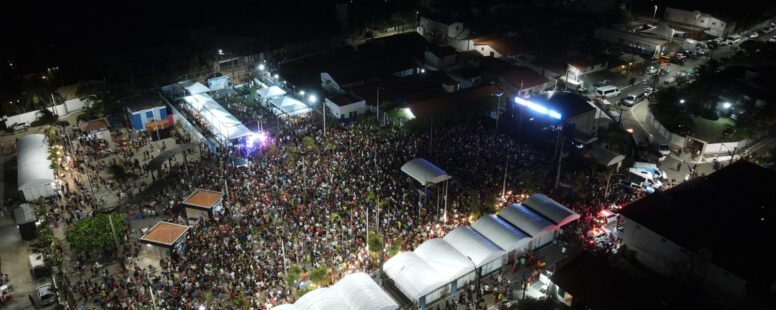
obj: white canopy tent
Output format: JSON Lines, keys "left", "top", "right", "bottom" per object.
{"left": 293, "top": 288, "right": 350, "bottom": 310}
{"left": 185, "top": 82, "right": 210, "bottom": 95}
{"left": 499, "top": 203, "right": 557, "bottom": 250}
{"left": 401, "top": 158, "right": 450, "bottom": 185}
{"left": 270, "top": 305, "right": 297, "bottom": 310}
{"left": 414, "top": 238, "right": 475, "bottom": 289}
{"left": 472, "top": 214, "right": 532, "bottom": 257}
{"left": 17, "top": 134, "right": 57, "bottom": 201}
{"left": 643, "top": 23, "right": 686, "bottom": 40}
{"left": 522, "top": 194, "right": 580, "bottom": 227}
{"left": 332, "top": 273, "right": 398, "bottom": 310}
{"left": 268, "top": 96, "right": 313, "bottom": 117}
{"left": 183, "top": 93, "right": 252, "bottom": 142}
{"left": 258, "top": 85, "right": 287, "bottom": 99}
{"left": 443, "top": 227, "right": 506, "bottom": 275}
{"left": 383, "top": 252, "right": 447, "bottom": 305}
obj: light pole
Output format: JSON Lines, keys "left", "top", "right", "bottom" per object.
{"left": 491, "top": 92, "right": 504, "bottom": 130}
{"left": 554, "top": 124, "right": 565, "bottom": 190}
{"left": 466, "top": 256, "right": 482, "bottom": 308}
{"left": 653, "top": 5, "right": 659, "bottom": 19}
{"left": 376, "top": 87, "right": 385, "bottom": 123}
{"left": 501, "top": 155, "right": 509, "bottom": 200}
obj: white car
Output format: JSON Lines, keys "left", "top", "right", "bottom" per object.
{"left": 770, "top": 36, "right": 776, "bottom": 43}
{"left": 644, "top": 87, "right": 655, "bottom": 96}
{"left": 749, "top": 32, "right": 759, "bottom": 39}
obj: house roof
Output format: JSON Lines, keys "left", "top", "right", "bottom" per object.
{"left": 499, "top": 67, "right": 549, "bottom": 90}
{"left": 408, "top": 84, "right": 503, "bottom": 118}
{"left": 534, "top": 58, "right": 566, "bottom": 76}
{"left": 182, "top": 188, "right": 225, "bottom": 210}
{"left": 617, "top": 161, "right": 776, "bottom": 293}
{"left": 567, "top": 54, "right": 609, "bottom": 70}
{"left": 351, "top": 71, "right": 455, "bottom": 106}
{"left": 126, "top": 94, "right": 165, "bottom": 112}
{"left": 327, "top": 92, "right": 364, "bottom": 107}
{"left": 79, "top": 119, "right": 109, "bottom": 132}
{"left": 473, "top": 36, "right": 525, "bottom": 57}
{"left": 139, "top": 221, "right": 190, "bottom": 248}
{"left": 428, "top": 44, "right": 457, "bottom": 57}
{"left": 527, "top": 91, "right": 595, "bottom": 119}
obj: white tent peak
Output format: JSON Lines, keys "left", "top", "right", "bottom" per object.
{"left": 401, "top": 158, "right": 451, "bottom": 185}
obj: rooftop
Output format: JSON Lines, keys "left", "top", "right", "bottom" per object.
{"left": 126, "top": 93, "right": 165, "bottom": 112}
{"left": 618, "top": 161, "right": 776, "bottom": 292}
{"left": 182, "top": 188, "right": 225, "bottom": 210}
{"left": 567, "top": 53, "right": 609, "bottom": 70}
{"left": 499, "top": 66, "right": 549, "bottom": 89}
{"left": 473, "top": 36, "right": 526, "bottom": 57}
{"left": 527, "top": 91, "right": 595, "bottom": 119}
{"left": 408, "top": 84, "right": 503, "bottom": 118}
{"left": 327, "top": 92, "right": 364, "bottom": 107}
{"left": 79, "top": 119, "right": 109, "bottom": 132}
{"left": 139, "top": 221, "right": 190, "bottom": 247}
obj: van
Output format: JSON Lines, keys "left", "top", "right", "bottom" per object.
{"left": 28, "top": 253, "right": 51, "bottom": 281}
{"left": 628, "top": 168, "right": 663, "bottom": 189}
{"left": 596, "top": 86, "right": 620, "bottom": 98}
{"left": 632, "top": 162, "right": 668, "bottom": 180}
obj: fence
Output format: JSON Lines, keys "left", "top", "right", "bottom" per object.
{"left": 643, "top": 110, "right": 686, "bottom": 147}
{"left": 4, "top": 99, "right": 90, "bottom": 128}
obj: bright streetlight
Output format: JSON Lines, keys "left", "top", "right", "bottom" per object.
{"left": 273, "top": 74, "right": 279, "bottom": 79}
{"left": 653, "top": 5, "right": 659, "bottom": 19}
{"left": 722, "top": 102, "right": 732, "bottom": 109}
{"left": 299, "top": 90, "right": 305, "bottom": 96}
{"left": 308, "top": 94, "right": 318, "bottom": 103}
{"left": 680, "top": 99, "right": 685, "bottom": 104}
{"left": 258, "top": 64, "right": 265, "bottom": 71}
{"left": 218, "top": 49, "right": 224, "bottom": 55}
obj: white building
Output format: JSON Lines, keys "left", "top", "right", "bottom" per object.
{"left": 594, "top": 27, "right": 668, "bottom": 57}
{"left": 324, "top": 92, "right": 367, "bottom": 120}
{"left": 17, "top": 134, "right": 58, "bottom": 201}
{"left": 664, "top": 7, "right": 735, "bottom": 37}
{"left": 418, "top": 15, "right": 470, "bottom": 44}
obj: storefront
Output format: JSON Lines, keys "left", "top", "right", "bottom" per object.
{"left": 138, "top": 221, "right": 191, "bottom": 262}
{"left": 181, "top": 188, "right": 225, "bottom": 224}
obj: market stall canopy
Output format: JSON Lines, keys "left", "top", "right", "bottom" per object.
{"left": 331, "top": 273, "right": 399, "bottom": 310}
{"left": 585, "top": 146, "right": 625, "bottom": 167}
{"left": 401, "top": 158, "right": 450, "bottom": 185}
{"left": 498, "top": 203, "right": 556, "bottom": 237}
{"left": 14, "top": 203, "right": 35, "bottom": 225}
{"left": 16, "top": 134, "right": 55, "bottom": 193}
{"left": 472, "top": 214, "right": 532, "bottom": 253}
{"left": 185, "top": 82, "right": 210, "bottom": 95}
{"left": 522, "top": 194, "right": 580, "bottom": 227}
{"left": 146, "top": 143, "right": 198, "bottom": 171}
{"left": 383, "top": 252, "right": 447, "bottom": 302}
{"left": 443, "top": 226, "right": 506, "bottom": 267}
{"left": 258, "top": 86, "right": 287, "bottom": 98}
{"left": 414, "top": 238, "right": 474, "bottom": 283}
{"left": 138, "top": 221, "right": 190, "bottom": 248}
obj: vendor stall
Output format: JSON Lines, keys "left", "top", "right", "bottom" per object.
{"left": 181, "top": 188, "right": 225, "bottom": 224}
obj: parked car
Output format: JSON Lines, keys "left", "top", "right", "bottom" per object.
{"left": 749, "top": 32, "right": 759, "bottom": 39}
{"left": 31, "top": 281, "right": 57, "bottom": 307}
{"left": 769, "top": 36, "right": 776, "bottom": 43}
{"left": 644, "top": 87, "right": 655, "bottom": 97}
{"left": 622, "top": 93, "right": 644, "bottom": 106}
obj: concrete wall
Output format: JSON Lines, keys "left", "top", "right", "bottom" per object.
{"left": 644, "top": 110, "right": 687, "bottom": 147}
{"left": 4, "top": 99, "right": 90, "bottom": 128}
{"left": 620, "top": 217, "right": 692, "bottom": 276}
{"left": 567, "top": 110, "right": 597, "bottom": 137}
{"left": 324, "top": 98, "right": 367, "bottom": 119}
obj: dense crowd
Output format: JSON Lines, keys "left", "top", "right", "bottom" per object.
{"left": 43, "top": 84, "right": 649, "bottom": 309}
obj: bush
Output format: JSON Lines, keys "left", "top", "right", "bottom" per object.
{"left": 65, "top": 213, "right": 127, "bottom": 258}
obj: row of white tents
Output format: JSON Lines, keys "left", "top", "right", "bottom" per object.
{"left": 273, "top": 273, "right": 398, "bottom": 310}
{"left": 255, "top": 83, "right": 313, "bottom": 117}
{"left": 383, "top": 194, "right": 580, "bottom": 309}
{"left": 17, "top": 134, "right": 58, "bottom": 201}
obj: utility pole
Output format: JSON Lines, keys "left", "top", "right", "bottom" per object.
{"left": 107, "top": 214, "right": 124, "bottom": 269}
{"left": 375, "top": 87, "right": 384, "bottom": 123}
{"left": 554, "top": 124, "right": 564, "bottom": 190}
{"left": 501, "top": 156, "right": 509, "bottom": 199}
{"left": 322, "top": 100, "right": 327, "bottom": 138}
{"left": 467, "top": 257, "right": 482, "bottom": 309}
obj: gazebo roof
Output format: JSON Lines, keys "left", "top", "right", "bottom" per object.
{"left": 139, "top": 221, "right": 190, "bottom": 248}
{"left": 182, "top": 188, "right": 224, "bottom": 210}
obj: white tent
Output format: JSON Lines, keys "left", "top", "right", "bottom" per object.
{"left": 268, "top": 96, "right": 313, "bottom": 116}
{"left": 443, "top": 227, "right": 506, "bottom": 275}
{"left": 642, "top": 23, "right": 686, "bottom": 40}
{"left": 270, "top": 305, "right": 297, "bottom": 310}
{"left": 331, "top": 273, "right": 398, "bottom": 310}
{"left": 183, "top": 94, "right": 252, "bottom": 141}
{"left": 383, "top": 252, "right": 447, "bottom": 304}
{"left": 401, "top": 158, "right": 451, "bottom": 185}
{"left": 522, "top": 194, "right": 580, "bottom": 227}
{"left": 17, "top": 134, "right": 57, "bottom": 201}
{"left": 258, "top": 86, "right": 287, "bottom": 98}
{"left": 294, "top": 288, "right": 350, "bottom": 310}
{"left": 472, "top": 214, "right": 532, "bottom": 256}
{"left": 185, "top": 82, "right": 210, "bottom": 95}
{"left": 414, "top": 238, "right": 475, "bottom": 288}
{"left": 499, "top": 203, "right": 557, "bottom": 250}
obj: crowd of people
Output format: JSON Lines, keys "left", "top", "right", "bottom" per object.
{"left": 36, "top": 81, "right": 653, "bottom": 309}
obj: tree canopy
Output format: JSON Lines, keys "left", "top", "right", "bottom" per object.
{"left": 65, "top": 213, "right": 127, "bottom": 257}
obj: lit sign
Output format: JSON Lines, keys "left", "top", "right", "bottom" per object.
{"left": 514, "top": 97, "right": 562, "bottom": 119}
